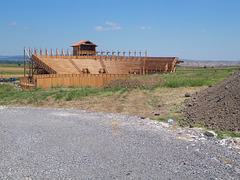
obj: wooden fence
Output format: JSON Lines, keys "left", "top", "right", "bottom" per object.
{"left": 20, "top": 74, "right": 136, "bottom": 89}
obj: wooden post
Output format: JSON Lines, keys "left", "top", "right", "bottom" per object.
{"left": 95, "top": 51, "right": 99, "bottom": 60}
{"left": 28, "top": 47, "right": 31, "bottom": 80}
{"left": 165, "top": 63, "right": 168, "bottom": 72}
{"left": 66, "top": 49, "right": 69, "bottom": 56}
{"left": 45, "top": 48, "right": 48, "bottom": 57}
{"left": 143, "top": 50, "right": 147, "bottom": 75}
{"left": 28, "top": 48, "right": 31, "bottom": 78}
{"left": 31, "top": 48, "right": 33, "bottom": 78}
{"left": 100, "top": 50, "right": 105, "bottom": 60}
{"left": 24, "top": 47, "right": 25, "bottom": 77}
{"left": 106, "top": 50, "right": 110, "bottom": 60}
{"left": 112, "top": 50, "right": 115, "bottom": 60}
{"left": 123, "top": 50, "right": 126, "bottom": 60}
{"left": 51, "top": 48, "right": 53, "bottom": 57}
{"left": 117, "top": 50, "right": 120, "bottom": 60}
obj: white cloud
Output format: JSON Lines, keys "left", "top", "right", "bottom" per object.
{"left": 137, "top": 26, "right": 152, "bottom": 30}
{"left": 10, "top": 21, "right": 17, "bottom": 26}
{"left": 95, "top": 21, "right": 122, "bottom": 31}
{"left": 112, "top": 26, "right": 122, "bottom": 30}
{"left": 95, "top": 26, "right": 104, "bottom": 31}
{"left": 105, "top": 21, "right": 117, "bottom": 26}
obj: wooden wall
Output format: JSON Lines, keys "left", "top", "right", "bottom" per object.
{"left": 27, "top": 74, "right": 135, "bottom": 89}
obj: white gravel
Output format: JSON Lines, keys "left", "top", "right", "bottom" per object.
{"left": 0, "top": 106, "right": 240, "bottom": 179}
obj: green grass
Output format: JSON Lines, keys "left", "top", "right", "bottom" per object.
{"left": 0, "top": 63, "right": 24, "bottom": 68}
{"left": 0, "top": 84, "right": 16, "bottom": 92}
{"left": 216, "top": 131, "right": 240, "bottom": 139}
{"left": 153, "top": 69, "right": 235, "bottom": 88}
{"left": 115, "top": 88, "right": 128, "bottom": 99}
{"left": 0, "top": 71, "right": 23, "bottom": 75}
{"left": 1, "top": 67, "right": 237, "bottom": 105}
{"left": 0, "top": 84, "right": 123, "bottom": 105}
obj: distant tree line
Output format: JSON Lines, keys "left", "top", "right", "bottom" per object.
{"left": 0, "top": 60, "right": 24, "bottom": 64}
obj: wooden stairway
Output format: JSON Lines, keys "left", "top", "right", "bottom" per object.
{"left": 32, "top": 55, "right": 57, "bottom": 74}
{"left": 68, "top": 59, "right": 82, "bottom": 74}
{"left": 99, "top": 58, "right": 108, "bottom": 74}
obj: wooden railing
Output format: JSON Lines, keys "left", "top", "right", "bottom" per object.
{"left": 31, "top": 47, "right": 148, "bottom": 61}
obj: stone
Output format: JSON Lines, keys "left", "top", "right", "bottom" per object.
{"left": 203, "top": 131, "right": 216, "bottom": 137}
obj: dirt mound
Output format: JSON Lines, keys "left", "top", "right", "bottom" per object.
{"left": 184, "top": 70, "right": 240, "bottom": 132}
{"left": 102, "top": 75, "right": 166, "bottom": 89}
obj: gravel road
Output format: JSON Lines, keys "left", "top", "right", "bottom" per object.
{"left": 0, "top": 106, "right": 240, "bottom": 179}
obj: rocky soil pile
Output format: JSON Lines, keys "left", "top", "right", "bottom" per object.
{"left": 184, "top": 70, "right": 240, "bottom": 132}
{"left": 102, "top": 76, "right": 166, "bottom": 89}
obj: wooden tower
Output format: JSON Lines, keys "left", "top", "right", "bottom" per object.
{"left": 71, "top": 40, "right": 97, "bottom": 56}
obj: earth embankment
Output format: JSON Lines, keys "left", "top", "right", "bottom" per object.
{"left": 184, "top": 71, "right": 240, "bottom": 132}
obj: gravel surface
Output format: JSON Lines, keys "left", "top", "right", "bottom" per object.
{"left": 0, "top": 106, "right": 240, "bottom": 179}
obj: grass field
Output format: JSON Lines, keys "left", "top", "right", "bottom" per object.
{"left": 155, "top": 68, "right": 237, "bottom": 88}
{"left": 0, "top": 63, "right": 24, "bottom": 78}
{"left": 0, "top": 63, "right": 24, "bottom": 67}
{"left": 0, "top": 66, "right": 237, "bottom": 102}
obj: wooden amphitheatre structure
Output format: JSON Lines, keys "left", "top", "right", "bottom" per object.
{"left": 20, "top": 40, "right": 183, "bottom": 89}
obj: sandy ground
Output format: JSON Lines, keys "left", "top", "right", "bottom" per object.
{"left": 0, "top": 74, "right": 24, "bottom": 78}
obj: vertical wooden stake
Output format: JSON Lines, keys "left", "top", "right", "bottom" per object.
{"left": 117, "top": 50, "right": 120, "bottom": 61}
{"left": 51, "top": 48, "right": 53, "bottom": 57}
{"left": 31, "top": 48, "right": 33, "bottom": 77}
{"left": 24, "top": 46, "right": 25, "bottom": 77}
{"left": 112, "top": 50, "right": 115, "bottom": 60}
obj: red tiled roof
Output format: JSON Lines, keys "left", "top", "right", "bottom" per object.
{"left": 71, "top": 40, "right": 98, "bottom": 47}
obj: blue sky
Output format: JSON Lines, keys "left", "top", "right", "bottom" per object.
{"left": 0, "top": 0, "right": 239, "bottom": 60}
